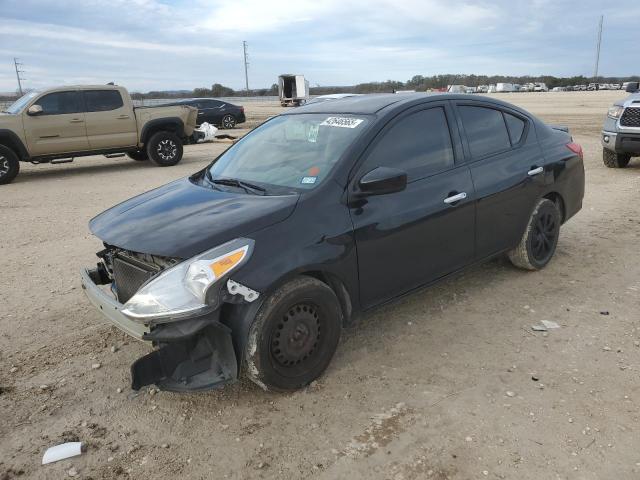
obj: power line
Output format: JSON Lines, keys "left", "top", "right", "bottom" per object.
{"left": 14, "top": 57, "right": 25, "bottom": 96}
{"left": 242, "top": 41, "right": 249, "bottom": 94}
{"left": 593, "top": 15, "right": 603, "bottom": 79}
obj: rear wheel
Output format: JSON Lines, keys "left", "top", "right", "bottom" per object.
{"left": 146, "top": 131, "right": 183, "bottom": 166}
{"left": 221, "top": 114, "right": 236, "bottom": 129}
{"left": 127, "top": 150, "right": 148, "bottom": 161}
{"left": 508, "top": 198, "right": 561, "bottom": 271}
{"left": 603, "top": 148, "right": 630, "bottom": 168}
{"left": 244, "top": 276, "right": 342, "bottom": 391}
{"left": 0, "top": 145, "right": 20, "bottom": 185}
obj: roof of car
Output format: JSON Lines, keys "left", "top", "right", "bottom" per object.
{"left": 288, "top": 92, "right": 532, "bottom": 117}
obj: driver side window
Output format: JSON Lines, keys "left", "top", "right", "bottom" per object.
{"left": 363, "top": 107, "right": 455, "bottom": 181}
{"left": 36, "top": 91, "right": 83, "bottom": 115}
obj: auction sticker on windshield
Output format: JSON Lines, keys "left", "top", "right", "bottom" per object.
{"left": 320, "top": 117, "right": 364, "bottom": 128}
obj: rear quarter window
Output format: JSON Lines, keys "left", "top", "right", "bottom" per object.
{"left": 84, "top": 90, "right": 124, "bottom": 112}
{"left": 504, "top": 113, "right": 526, "bottom": 144}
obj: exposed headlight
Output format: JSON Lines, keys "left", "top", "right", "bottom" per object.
{"left": 121, "top": 238, "right": 254, "bottom": 323}
{"left": 607, "top": 105, "right": 624, "bottom": 119}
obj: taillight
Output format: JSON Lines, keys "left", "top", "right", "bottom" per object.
{"left": 240, "top": 106, "right": 245, "bottom": 113}
{"left": 566, "top": 142, "right": 583, "bottom": 160}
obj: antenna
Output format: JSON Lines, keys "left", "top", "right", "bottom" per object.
{"left": 14, "top": 58, "right": 25, "bottom": 96}
{"left": 593, "top": 15, "right": 603, "bottom": 79}
{"left": 242, "top": 41, "right": 250, "bottom": 95}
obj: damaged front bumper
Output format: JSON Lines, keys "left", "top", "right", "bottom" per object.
{"left": 81, "top": 267, "right": 239, "bottom": 392}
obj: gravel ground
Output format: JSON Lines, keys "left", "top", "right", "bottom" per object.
{"left": 1, "top": 91, "right": 639, "bottom": 480}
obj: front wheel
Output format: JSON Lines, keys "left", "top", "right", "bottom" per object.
{"left": 603, "top": 148, "right": 630, "bottom": 168}
{"left": 146, "top": 131, "right": 183, "bottom": 167}
{"left": 244, "top": 276, "right": 342, "bottom": 391}
{"left": 221, "top": 114, "right": 236, "bottom": 129}
{"left": 0, "top": 145, "right": 20, "bottom": 185}
{"left": 508, "top": 198, "right": 561, "bottom": 271}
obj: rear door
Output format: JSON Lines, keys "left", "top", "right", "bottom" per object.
{"left": 453, "top": 102, "right": 546, "bottom": 259}
{"left": 83, "top": 89, "right": 137, "bottom": 149}
{"left": 197, "top": 100, "right": 225, "bottom": 125}
{"left": 349, "top": 103, "right": 475, "bottom": 308}
{"left": 22, "top": 90, "right": 89, "bottom": 156}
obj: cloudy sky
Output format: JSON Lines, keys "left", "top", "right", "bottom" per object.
{"left": 0, "top": 0, "right": 637, "bottom": 93}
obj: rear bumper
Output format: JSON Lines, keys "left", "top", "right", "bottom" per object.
{"left": 81, "top": 267, "right": 239, "bottom": 392}
{"left": 602, "top": 130, "right": 640, "bottom": 155}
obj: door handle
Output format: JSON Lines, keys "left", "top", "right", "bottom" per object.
{"left": 117, "top": 115, "right": 130, "bottom": 119}
{"left": 527, "top": 166, "right": 544, "bottom": 176}
{"left": 69, "top": 119, "right": 84, "bottom": 123}
{"left": 443, "top": 192, "right": 467, "bottom": 205}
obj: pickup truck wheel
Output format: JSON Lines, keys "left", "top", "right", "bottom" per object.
{"left": 221, "top": 114, "right": 236, "bottom": 129}
{"left": 603, "top": 148, "right": 630, "bottom": 168}
{"left": 127, "top": 150, "right": 148, "bottom": 161}
{"left": 244, "top": 276, "right": 342, "bottom": 392}
{"left": 508, "top": 198, "right": 561, "bottom": 271}
{"left": 147, "top": 131, "right": 183, "bottom": 167}
{"left": 0, "top": 145, "right": 20, "bottom": 185}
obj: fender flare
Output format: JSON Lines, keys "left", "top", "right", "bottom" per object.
{"left": 0, "top": 129, "right": 29, "bottom": 160}
{"left": 140, "top": 117, "right": 185, "bottom": 145}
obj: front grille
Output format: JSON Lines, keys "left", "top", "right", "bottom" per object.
{"left": 620, "top": 107, "right": 640, "bottom": 127}
{"left": 112, "top": 256, "right": 157, "bottom": 303}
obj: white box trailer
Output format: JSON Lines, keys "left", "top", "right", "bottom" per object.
{"left": 278, "top": 74, "right": 309, "bottom": 106}
{"left": 495, "top": 83, "right": 516, "bottom": 93}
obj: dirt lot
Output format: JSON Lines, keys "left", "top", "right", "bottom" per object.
{"left": 2, "top": 91, "right": 639, "bottom": 480}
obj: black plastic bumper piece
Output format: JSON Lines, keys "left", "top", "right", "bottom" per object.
{"left": 131, "top": 322, "right": 238, "bottom": 392}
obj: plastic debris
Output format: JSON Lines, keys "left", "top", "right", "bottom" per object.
{"left": 541, "top": 320, "right": 560, "bottom": 329}
{"left": 194, "top": 122, "right": 218, "bottom": 143}
{"left": 42, "top": 442, "right": 82, "bottom": 465}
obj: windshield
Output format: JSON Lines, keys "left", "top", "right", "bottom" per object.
{"left": 4, "top": 91, "right": 39, "bottom": 114}
{"left": 207, "top": 113, "right": 370, "bottom": 191}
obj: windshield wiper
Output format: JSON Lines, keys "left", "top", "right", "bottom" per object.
{"left": 210, "top": 176, "right": 267, "bottom": 195}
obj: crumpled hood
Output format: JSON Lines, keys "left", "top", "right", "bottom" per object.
{"left": 90, "top": 177, "right": 299, "bottom": 258}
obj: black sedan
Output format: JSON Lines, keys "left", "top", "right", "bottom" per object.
{"left": 81, "top": 94, "right": 584, "bottom": 393}
{"left": 165, "top": 98, "right": 246, "bottom": 129}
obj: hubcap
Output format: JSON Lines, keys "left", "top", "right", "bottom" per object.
{"left": 531, "top": 211, "right": 556, "bottom": 261}
{"left": 0, "top": 156, "right": 8, "bottom": 177}
{"left": 270, "top": 303, "right": 321, "bottom": 367}
{"left": 157, "top": 139, "right": 177, "bottom": 161}
{"left": 223, "top": 115, "right": 235, "bottom": 128}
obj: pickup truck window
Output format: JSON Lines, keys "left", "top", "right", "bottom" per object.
{"left": 84, "top": 90, "right": 124, "bottom": 112}
{"left": 38, "top": 91, "right": 83, "bottom": 115}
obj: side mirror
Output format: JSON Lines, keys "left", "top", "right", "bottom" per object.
{"left": 625, "top": 82, "right": 639, "bottom": 93}
{"left": 358, "top": 167, "right": 407, "bottom": 196}
{"left": 27, "top": 104, "right": 43, "bottom": 116}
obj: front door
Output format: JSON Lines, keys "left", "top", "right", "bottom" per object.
{"left": 349, "top": 104, "right": 475, "bottom": 309}
{"left": 22, "top": 90, "right": 89, "bottom": 156}
{"left": 83, "top": 90, "right": 137, "bottom": 149}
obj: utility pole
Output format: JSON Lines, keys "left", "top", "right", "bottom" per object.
{"left": 242, "top": 41, "right": 250, "bottom": 95}
{"left": 593, "top": 15, "right": 603, "bottom": 79}
{"left": 14, "top": 58, "right": 25, "bottom": 96}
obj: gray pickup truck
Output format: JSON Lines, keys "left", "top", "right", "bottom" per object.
{"left": 601, "top": 82, "right": 640, "bottom": 168}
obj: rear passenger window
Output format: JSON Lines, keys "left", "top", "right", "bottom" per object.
{"left": 84, "top": 90, "right": 124, "bottom": 112}
{"left": 504, "top": 113, "right": 526, "bottom": 144}
{"left": 459, "top": 106, "right": 511, "bottom": 158}
{"left": 37, "top": 91, "right": 83, "bottom": 115}
{"left": 365, "top": 107, "right": 454, "bottom": 179}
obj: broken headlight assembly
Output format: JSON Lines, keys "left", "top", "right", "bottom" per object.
{"left": 121, "top": 238, "right": 254, "bottom": 324}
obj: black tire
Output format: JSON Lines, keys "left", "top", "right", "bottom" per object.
{"left": 146, "top": 131, "right": 183, "bottom": 167}
{"left": 127, "top": 150, "right": 148, "bottom": 161}
{"left": 221, "top": 114, "right": 236, "bottom": 129}
{"left": 244, "top": 276, "right": 342, "bottom": 391}
{"left": 508, "top": 198, "right": 561, "bottom": 270}
{"left": 603, "top": 148, "right": 630, "bottom": 168}
{"left": 0, "top": 145, "right": 20, "bottom": 185}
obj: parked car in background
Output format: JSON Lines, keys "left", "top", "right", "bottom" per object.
{"left": 0, "top": 84, "right": 197, "bottom": 184}
{"left": 164, "top": 98, "right": 245, "bottom": 129}
{"left": 601, "top": 82, "right": 640, "bottom": 168}
{"left": 534, "top": 83, "right": 549, "bottom": 92}
{"left": 81, "top": 93, "right": 584, "bottom": 393}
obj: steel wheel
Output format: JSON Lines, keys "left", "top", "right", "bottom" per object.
{"left": 270, "top": 303, "right": 321, "bottom": 367}
{"left": 222, "top": 114, "right": 236, "bottom": 129}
